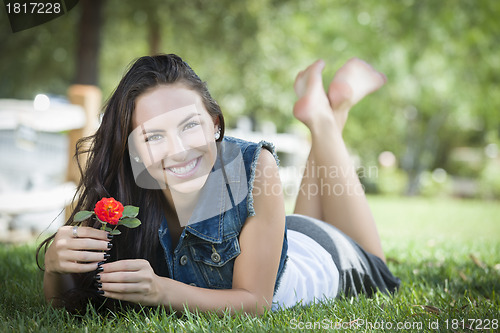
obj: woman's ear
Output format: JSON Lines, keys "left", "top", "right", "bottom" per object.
{"left": 213, "top": 117, "right": 221, "bottom": 141}
{"left": 213, "top": 115, "right": 220, "bottom": 128}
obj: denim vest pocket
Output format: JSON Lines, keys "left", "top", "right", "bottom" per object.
{"left": 189, "top": 236, "right": 241, "bottom": 289}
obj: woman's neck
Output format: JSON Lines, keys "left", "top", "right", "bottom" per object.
{"left": 162, "top": 187, "right": 201, "bottom": 227}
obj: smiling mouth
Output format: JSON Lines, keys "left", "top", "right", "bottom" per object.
{"left": 165, "top": 157, "right": 201, "bottom": 177}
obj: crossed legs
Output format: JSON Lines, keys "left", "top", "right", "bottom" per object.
{"left": 292, "top": 58, "right": 387, "bottom": 262}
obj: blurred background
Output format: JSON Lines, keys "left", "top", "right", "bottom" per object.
{"left": 0, "top": 0, "right": 499, "bottom": 241}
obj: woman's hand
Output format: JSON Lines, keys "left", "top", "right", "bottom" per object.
{"left": 97, "top": 259, "right": 164, "bottom": 306}
{"left": 44, "top": 226, "right": 110, "bottom": 274}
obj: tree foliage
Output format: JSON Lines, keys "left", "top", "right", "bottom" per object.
{"left": 1, "top": 0, "right": 499, "bottom": 194}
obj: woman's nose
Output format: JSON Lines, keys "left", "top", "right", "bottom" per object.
{"left": 168, "top": 135, "right": 188, "bottom": 161}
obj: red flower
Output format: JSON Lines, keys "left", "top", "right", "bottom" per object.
{"left": 94, "top": 197, "right": 124, "bottom": 225}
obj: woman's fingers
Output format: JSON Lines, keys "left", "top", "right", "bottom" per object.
{"left": 45, "top": 249, "right": 101, "bottom": 274}
{"left": 98, "top": 260, "right": 153, "bottom": 289}
{"left": 99, "top": 271, "right": 144, "bottom": 283}
{"left": 62, "top": 225, "right": 109, "bottom": 241}
{"left": 101, "top": 283, "right": 147, "bottom": 294}
{"left": 100, "top": 291, "right": 143, "bottom": 303}
{"left": 60, "top": 260, "right": 100, "bottom": 274}
{"left": 100, "top": 259, "right": 147, "bottom": 272}
{"left": 60, "top": 249, "right": 108, "bottom": 263}
{"left": 67, "top": 238, "right": 110, "bottom": 251}
{"left": 44, "top": 225, "right": 112, "bottom": 274}
{"left": 47, "top": 246, "right": 107, "bottom": 274}
{"left": 56, "top": 226, "right": 110, "bottom": 252}
{"left": 93, "top": 259, "right": 161, "bottom": 306}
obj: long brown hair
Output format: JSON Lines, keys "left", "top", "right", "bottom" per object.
{"left": 36, "top": 54, "right": 225, "bottom": 312}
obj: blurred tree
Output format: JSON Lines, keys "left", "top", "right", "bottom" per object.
{"left": 0, "top": 4, "right": 78, "bottom": 98}
{"left": 2, "top": 0, "right": 499, "bottom": 196}
{"left": 371, "top": 0, "right": 500, "bottom": 195}
{"left": 253, "top": 0, "right": 500, "bottom": 195}
{"left": 74, "top": 0, "right": 105, "bottom": 85}
{"left": 99, "top": 0, "right": 268, "bottom": 129}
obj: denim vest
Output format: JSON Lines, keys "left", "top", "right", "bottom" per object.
{"left": 158, "top": 136, "right": 288, "bottom": 292}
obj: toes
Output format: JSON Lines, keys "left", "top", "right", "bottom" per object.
{"left": 294, "top": 75, "right": 306, "bottom": 97}
{"left": 328, "top": 58, "right": 386, "bottom": 108}
{"left": 294, "top": 59, "right": 326, "bottom": 97}
{"left": 377, "top": 71, "right": 388, "bottom": 84}
{"left": 309, "top": 59, "right": 325, "bottom": 77}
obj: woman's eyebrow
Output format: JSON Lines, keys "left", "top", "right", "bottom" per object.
{"left": 141, "top": 128, "right": 165, "bottom": 134}
{"left": 140, "top": 112, "right": 201, "bottom": 134}
{"left": 178, "top": 112, "right": 201, "bottom": 126}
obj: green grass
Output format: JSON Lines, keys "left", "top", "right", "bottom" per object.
{"left": 1, "top": 196, "right": 499, "bottom": 332}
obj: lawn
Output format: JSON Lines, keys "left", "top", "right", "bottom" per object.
{"left": 1, "top": 196, "right": 499, "bottom": 332}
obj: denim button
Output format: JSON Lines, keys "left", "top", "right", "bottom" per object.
{"left": 180, "top": 255, "right": 188, "bottom": 266}
{"left": 211, "top": 252, "right": 221, "bottom": 263}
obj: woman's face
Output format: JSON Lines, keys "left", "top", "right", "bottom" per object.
{"left": 130, "top": 84, "right": 218, "bottom": 194}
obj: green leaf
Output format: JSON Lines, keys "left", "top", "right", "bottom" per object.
{"left": 119, "top": 217, "right": 141, "bottom": 228}
{"left": 96, "top": 216, "right": 106, "bottom": 224}
{"left": 122, "top": 205, "right": 139, "bottom": 218}
{"left": 104, "top": 226, "right": 112, "bottom": 232}
{"left": 74, "top": 210, "right": 93, "bottom": 222}
{"left": 110, "top": 229, "right": 121, "bottom": 235}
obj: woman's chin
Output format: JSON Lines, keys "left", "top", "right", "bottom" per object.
{"left": 166, "top": 173, "right": 209, "bottom": 195}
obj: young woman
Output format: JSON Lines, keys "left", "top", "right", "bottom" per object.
{"left": 38, "top": 54, "right": 399, "bottom": 315}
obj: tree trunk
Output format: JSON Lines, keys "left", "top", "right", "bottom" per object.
{"left": 74, "top": 0, "right": 105, "bottom": 85}
{"left": 403, "top": 111, "right": 449, "bottom": 196}
{"left": 149, "top": 19, "right": 161, "bottom": 55}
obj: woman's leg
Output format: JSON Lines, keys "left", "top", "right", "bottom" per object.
{"left": 292, "top": 58, "right": 387, "bottom": 262}
{"left": 293, "top": 58, "right": 384, "bottom": 219}
{"left": 292, "top": 61, "right": 332, "bottom": 221}
{"left": 293, "top": 150, "right": 324, "bottom": 221}
{"left": 293, "top": 58, "right": 387, "bottom": 219}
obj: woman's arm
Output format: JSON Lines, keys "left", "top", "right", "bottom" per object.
{"left": 98, "top": 260, "right": 277, "bottom": 314}
{"left": 231, "top": 148, "right": 286, "bottom": 312}
{"left": 43, "top": 272, "right": 76, "bottom": 307}
{"left": 43, "top": 226, "right": 110, "bottom": 305}
{"left": 97, "top": 149, "right": 286, "bottom": 315}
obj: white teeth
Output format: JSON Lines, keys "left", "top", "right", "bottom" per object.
{"left": 168, "top": 158, "right": 197, "bottom": 175}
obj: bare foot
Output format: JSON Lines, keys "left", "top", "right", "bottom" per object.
{"left": 293, "top": 59, "right": 334, "bottom": 128}
{"left": 327, "top": 58, "right": 387, "bottom": 132}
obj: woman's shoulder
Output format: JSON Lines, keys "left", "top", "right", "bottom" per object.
{"left": 222, "top": 136, "right": 279, "bottom": 166}
{"left": 222, "top": 136, "right": 258, "bottom": 150}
